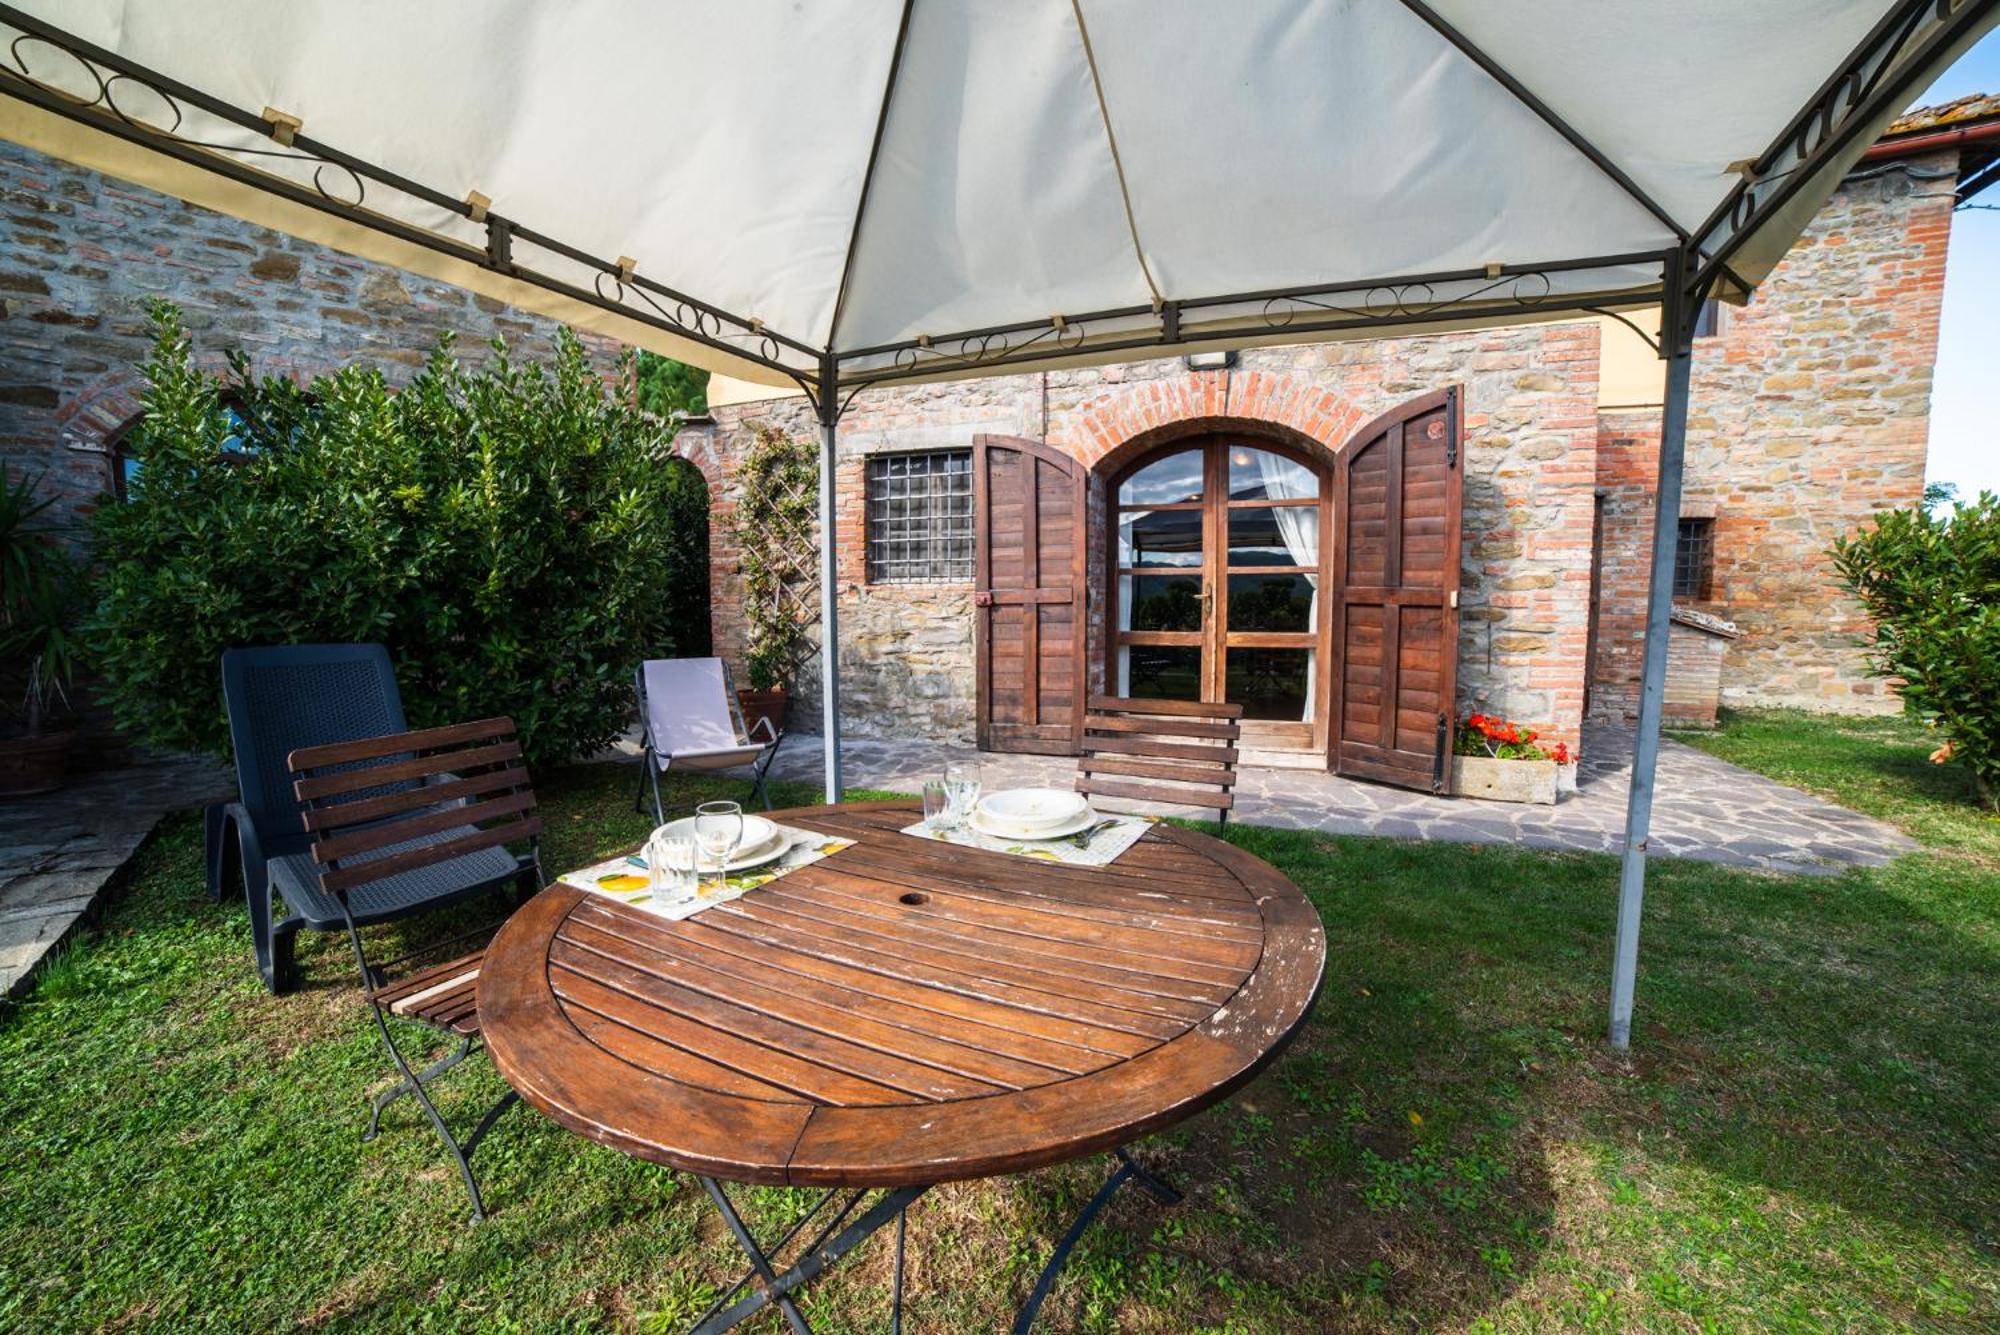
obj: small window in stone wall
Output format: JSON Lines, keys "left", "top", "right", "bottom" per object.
{"left": 107, "top": 392, "right": 267, "bottom": 502}
{"left": 865, "top": 450, "right": 974, "bottom": 583}
{"left": 1673, "top": 517, "right": 1715, "bottom": 600}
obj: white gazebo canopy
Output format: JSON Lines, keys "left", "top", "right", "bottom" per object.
{"left": 3, "top": 0, "right": 1991, "bottom": 1046}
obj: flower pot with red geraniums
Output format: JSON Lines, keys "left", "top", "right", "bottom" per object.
{"left": 1450, "top": 712, "right": 1558, "bottom": 805}
{"left": 1550, "top": 740, "right": 1579, "bottom": 797}
{"left": 0, "top": 467, "right": 83, "bottom": 797}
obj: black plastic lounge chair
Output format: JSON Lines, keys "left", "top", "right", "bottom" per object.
{"left": 632, "top": 656, "right": 783, "bottom": 825}
{"left": 209, "top": 643, "right": 415, "bottom": 990}
{"left": 287, "top": 716, "right": 542, "bottom": 1223}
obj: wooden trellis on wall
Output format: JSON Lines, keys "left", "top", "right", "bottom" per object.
{"left": 736, "top": 426, "right": 821, "bottom": 688}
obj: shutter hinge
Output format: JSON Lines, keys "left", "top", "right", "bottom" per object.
{"left": 1445, "top": 388, "right": 1460, "bottom": 469}
{"left": 1431, "top": 712, "right": 1451, "bottom": 794}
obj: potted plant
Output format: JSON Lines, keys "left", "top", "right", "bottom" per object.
{"left": 738, "top": 640, "right": 796, "bottom": 740}
{"left": 0, "top": 467, "right": 82, "bottom": 795}
{"left": 1551, "top": 739, "right": 1579, "bottom": 796}
{"left": 1451, "top": 712, "right": 1560, "bottom": 805}
{"left": 732, "top": 425, "right": 819, "bottom": 737}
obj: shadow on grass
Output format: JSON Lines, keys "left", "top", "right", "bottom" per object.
{"left": 1214, "top": 823, "right": 1997, "bottom": 1325}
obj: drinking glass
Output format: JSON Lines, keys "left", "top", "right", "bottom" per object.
{"left": 647, "top": 831, "right": 697, "bottom": 905}
{"left": 693, "top": 801, "right": 745, "bottom": 896}
{"left": 921, "top": 779, "right": 952, "bottom": 832}
{"left": 944, "top": 761, "right": 982, "bottom": 830}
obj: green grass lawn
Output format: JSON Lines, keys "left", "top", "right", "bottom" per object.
{"left": 2, "top": 720, "right": 1995, "bottom": 1333}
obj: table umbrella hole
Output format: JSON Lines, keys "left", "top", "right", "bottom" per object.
{"left": 899, "top": 892, "right": 929, "bottom": 906}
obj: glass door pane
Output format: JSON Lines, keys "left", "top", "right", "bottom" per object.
{"left": 1226, "top": 446, "right": 1318, "bottom": 502}
{"left": 1226, "top": 573, "right": 1316, "bottom": 632}
{"left": 1225, "top": 647, "right": 1315, "bottom": 721}
{"left": 1227, "top": 505, "right": 1318, "bottom": 567}
{"left": 1119, "top": 644, "right": 1203, "bottom": 701}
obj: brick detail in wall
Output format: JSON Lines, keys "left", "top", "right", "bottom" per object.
{"left": 1589, "top": 152, "right": 1952, "bottom": 721}
{"left": 0, "top": 138, "right": 625, "bottom": 539}
{"left": 698, "top": 319, "right": 1604, "bottom": 752}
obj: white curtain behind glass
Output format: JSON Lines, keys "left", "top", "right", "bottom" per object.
{"left": 1256, "top": 452, "right": 1319, "bottom": 586}
{"left": 1254, "top": 451, "right": 1319, "bottom": 723}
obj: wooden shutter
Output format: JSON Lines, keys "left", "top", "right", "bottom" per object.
{"left": 1332, "top": 389, "right": 1463, "bottom": 792}
{"left": 974, "top": 435, "right": 1087, "bottom": 755}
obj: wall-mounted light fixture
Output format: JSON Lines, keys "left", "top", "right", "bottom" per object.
{"left": 1183, "top": 350, "right": 1238, "bottom": 372}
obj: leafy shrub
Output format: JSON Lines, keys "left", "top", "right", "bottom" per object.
{"left": 1832, "top": 492, "right": 2000, "bottom": 809}
{"left": 89, "top": 302, "right": 705, "bottom": 768}
{"left": 635, "top": 351, "right": 709, "bottom": 421}
{"left": 0, "top": 465, "right": 82, "bottom": 734}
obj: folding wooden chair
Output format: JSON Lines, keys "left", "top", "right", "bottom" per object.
{"left": 288, "top": 717, "right": 543, "bottom": 1223}
{"left": 1075, "top": 695, "right": 1243, "bottom": 830}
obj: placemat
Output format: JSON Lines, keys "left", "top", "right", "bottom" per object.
{"left": 560, "top": 823, "right": 855, "bottom": 921}
{"left": 897, "top": 813, "right": 1154, "bottom": 866}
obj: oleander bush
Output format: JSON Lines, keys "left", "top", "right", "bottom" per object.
{"left": 1833, "top": 490, "right": 2000, "bottom": 809}
{"left": 88, "top": 301, "right": 705, "bottom": 768}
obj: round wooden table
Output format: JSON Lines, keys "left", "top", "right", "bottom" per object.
{"left": 480, "top": 799, "right": 1324, "bottom": 1332}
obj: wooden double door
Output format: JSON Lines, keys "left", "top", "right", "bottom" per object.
{"left": 973, "top": 389, "right": 1463, "bottom": 792}
{"left": 1109, "top": 436, "right": 1331, "bottom": 755}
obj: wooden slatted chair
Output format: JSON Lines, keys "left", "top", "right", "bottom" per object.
{"left": 1075, "top": 696, "right": 1244, "bottom": 830}
{"left": 287, "top": 716, "right": 544, "bottom": 1223}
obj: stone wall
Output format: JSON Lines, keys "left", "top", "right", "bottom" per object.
{"left": 0, "top": 139, "right": 624, "bottom": 539}
{"left": 1588, "top": 151, "right": 1953, "bottom": 720}
{"left": 687, "top": 318, "right": 1604, "bottom": 749}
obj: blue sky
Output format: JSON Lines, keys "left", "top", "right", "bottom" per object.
{"left": 1921, "top": 33, "right": 1999, "bottom": 497}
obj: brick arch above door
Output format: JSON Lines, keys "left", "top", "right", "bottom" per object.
{"left": 1056, "top": 369, "right": 1372, "bottom": 472}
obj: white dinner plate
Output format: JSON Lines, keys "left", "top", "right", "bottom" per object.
{"left": 975, "top": 787, "right": 1088, "bottom": 837}
{"left": 649, "top": 815, "right": 785, "bottom": 871}
{"left": 968, "top": 805, "right": 1099, "bottom": 841}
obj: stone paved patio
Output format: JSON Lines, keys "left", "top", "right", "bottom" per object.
{"left": 767, "top": 722, "right": 1916, "bottom": 877}
{"left": 0, "top": 752, "right": 233, "bottom": 998}
{"left": 1, "top": 720, "right": 1917, "bottom": 1001}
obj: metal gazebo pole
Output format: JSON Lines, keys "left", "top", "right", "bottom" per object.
{"left": 1609, "top": 247, "right": 1698, "bottom": 1051}
{"left": 815, "top": 355, "right": 845, "bottom": 805}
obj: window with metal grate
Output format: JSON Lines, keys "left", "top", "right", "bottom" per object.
{"left": 865, "top": 450, "right": 974, "bottom": 583}
{"left": 1673, "top": 516, "right": 1715, "bottom": 600}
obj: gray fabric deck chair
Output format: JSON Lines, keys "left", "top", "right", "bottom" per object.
{"left": 632, "top": 657, "right": 782, "bottom": 826}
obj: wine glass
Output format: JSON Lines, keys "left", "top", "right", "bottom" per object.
{"left": 693, "top": 800, "right": 744, "bottom": 897}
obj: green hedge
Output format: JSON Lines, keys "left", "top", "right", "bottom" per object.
{"left": 88, "top": 302, "right": 706, "bottom": 769}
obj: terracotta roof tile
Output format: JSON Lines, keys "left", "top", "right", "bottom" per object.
{"left": 1882, "top": 92, "right": 2000, "bottom": 137}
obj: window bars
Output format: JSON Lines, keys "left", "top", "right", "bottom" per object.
{"left": 1673, "top": 516, "right": 1715, "bottom": 600}
{"left": 865, "top": 450, "right": 974, "bottom": 583}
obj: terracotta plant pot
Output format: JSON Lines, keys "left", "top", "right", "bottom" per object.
{"left": 737, "top": 686, "right": 789, "bottom": 740}
{"left": 1451, "top": 753, "right": 1558, "bottom": 805}
{"left": 0, "top": 727, "right": 78, "bottom": 797}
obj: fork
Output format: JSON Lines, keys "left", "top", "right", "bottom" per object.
{"left": 1070, "top": 818, "right": 1119, "bottom": 850}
